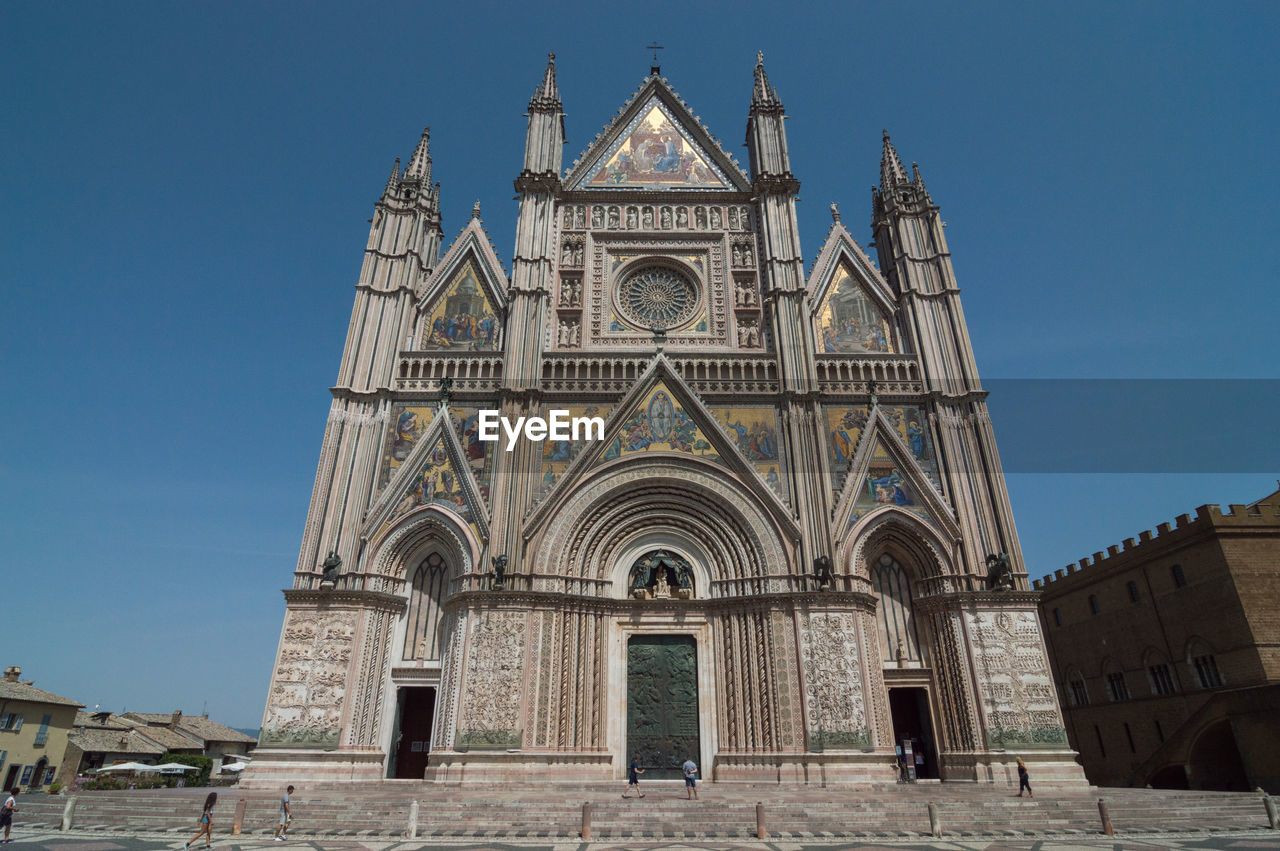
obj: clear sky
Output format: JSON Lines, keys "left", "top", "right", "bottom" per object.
{"left": 3, "top": 1, "right": 1277, "bottom": 728}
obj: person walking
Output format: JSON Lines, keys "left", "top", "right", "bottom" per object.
{"left": 1016, "top": 757, "right": 1034, "bottom": 798}
{"left": 622, "top": 756, "right": 645, "bottom": 798}
{"left": 274, "top": 785, "right": 294, "bottom": 840}
{"left": 185, "top": 791, "right": 217, "bottom": 849}
{"left": 1, "top": 788, "right": 18, "bottom": 844}
{"left": 682, "top": 757, "right": 699, "bottom": 800}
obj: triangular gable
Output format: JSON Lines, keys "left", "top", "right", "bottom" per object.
{"left": 524, "top": 357, "right": 794, "bottom": 536}
{"left": 564, "top": 79, "right": 750, "bottom": 192}
{"left": 364, "top": 405, "right": 490, "bottom": 544}
{"left": 417, "top": 219, "right": 507, "bottom": 351}
{"left": 832, "top": 407, "right": 956, "bottom": 540}
{"left": 808, "top": 224, "right": 898, "bottom": 355}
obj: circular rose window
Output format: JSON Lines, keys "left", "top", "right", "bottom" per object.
{"left": 616, "top": 266, "right": 699, "bottom": 330}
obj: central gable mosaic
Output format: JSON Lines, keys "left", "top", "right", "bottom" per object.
{"left": 421, "top": 260, "right": 500, "bottom": 350}
{"left": 815, "top": 264, "right": 895, "bottom": 354}
{"left": 574, "top": 97, "right": 732, "bottom": 191}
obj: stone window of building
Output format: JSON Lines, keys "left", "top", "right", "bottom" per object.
{"left": 1068, "top": 676, "right": 1089, "bottom": 707}
{"left": 1148, "top": 663, "right": 1176, "bottom": 696}
{"left": 1106, "top": 672, "right": 1130, "bottom": 701}
{"left": 1193, "top": 654, "right": 1223, "bottom": 689}
{"left": 871, "top": 553, "right": 923, "bottom": 665}
{"left": 1088, "top": 594, "right": 1100, "bottom": 615}
{"left": 1171, "top": 563, "right": 1187, "bottom": 587}
{"left": 0, "top": 713, "right": 22, "bottom": 731}
{"left": 1127, "top": 580, "right": 1140, "bottom": 602}
{"left": 1052, "top": 607, "right": 1061, "bottom": 627}
{"left": 403, "top": 552, "right": 450, "bottom": 661}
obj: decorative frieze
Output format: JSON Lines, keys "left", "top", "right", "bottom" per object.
{"left": 966, "top": 609, "right": 1069, "bottom": 748}
{"left": 260, "top": 609, "right": 358, "bottom": 748}
{"left": 798, "top": 610, "right": 871, "bottom": 750}
{"left": 455, "top": 609, "right": 528, "bottom": 749}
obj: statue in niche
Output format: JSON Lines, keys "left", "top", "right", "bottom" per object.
{"left": 626, "top": 207, "right": 638, "bottom": 228}
{"left": 627, "top": 549, "right": 695, "bottom": 599}
{"left": 642, "top": 207, "right": 654, "bottom": 228}
{"left": 574, "top": 206, "right": 586, "bottom": 229}
{"left": 813, "top": 555, "right": 834, "bottom": 590}
{"left": 741, "top": 242, "right": 753, "bottom": 265}
{"left": 695, "top": 207, "right": 707, "bottom": 229}
{"left": 573, "top": 244, "right": 584, "bottom": 265}
{"left": 732, "top": 244, "right": 743, "bottom": 266}
{"left": 561, "top": 241, "right": 574, "bottom": 265}
{"left": 676, "top": 207, "right": 689, "bottom": 229}
{"left": 591, "top": 206, "right": 603, "bottom": 228}
{"left": 710, "top": 207, "right": 722, "bottom": 229}
{"left": 986, "top": 552, "right": 1014, "bottom": 591}
{"left": 608, "top": 207, "right": 620, "bottom": 229}
{"left": 320, "top": 551, "right": 342, "bottom": 587}
{"left": 492, "top": 554, "right": 508, "bottom": 590}
{"left": 728, "top": 207, "right": 740, "bottom": 230}
{"left": 557, "top": 320, "right": 573, "bottom": 347}
{"left": 660, "top": 207, "right": 672, "bottom": 229}
{"left": 735, "top": 280, "right": 756, "bottom": 306}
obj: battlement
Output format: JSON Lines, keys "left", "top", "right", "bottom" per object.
{"left": 1034, "top": 493, "right": 1280, "bottom": 590}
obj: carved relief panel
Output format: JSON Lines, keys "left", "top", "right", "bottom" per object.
{"left": 966, "top": 608, "right": 1069, "bottom": 748}
{"left": 798, "top": 610, "right": 871, "bottom": 750}
{"left": 455, "top": 609, "right": 528, "bottom": 749}
{"left": 260, "top": 608, "right": 358, "bottom": 748}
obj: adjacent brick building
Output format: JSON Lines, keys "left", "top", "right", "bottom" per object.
{"left": 1034, "top": 487, "right": 1280, "bottom": 791}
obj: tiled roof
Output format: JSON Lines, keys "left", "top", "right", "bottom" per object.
{"left": 119, "top": 713, "right": 255, "bottom": 744}
{"left": 131, "top": 726, "right": 202, "bottom": 751}
{"left": 0, "top": 679, "right": 83, "bottom": 708}
{"left": 68, "top": 728, "right": 164, "bottom": 756}
{"left": 74, "top": 711, "right": 130, "bottom": 729}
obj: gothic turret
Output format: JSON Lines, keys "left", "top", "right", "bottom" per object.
{"left": 521, "top": 53, "right": 565, "bottom": 177}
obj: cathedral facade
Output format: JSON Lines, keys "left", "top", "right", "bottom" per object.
{"left": 246, "top": 55, "right": 1085, "bottom": 787}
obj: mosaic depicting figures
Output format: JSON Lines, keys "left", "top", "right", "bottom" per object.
{"left": 421, "top": 261, "right": 500, "bottom": 350}
{"left": 390, "top": 440, "right": 477, "bottom": 534}
{"left": 381, "top": 403, "right": 494, "bottom": 502}
{"left": 603, "top": 385, "right": 720, "bottom": 462}
{"left": 850, "top": 438, "right": 929, "bottom": 520}
{"left": 815, "top": 264, "right": 895, "bottom": 354}
{"left": 582, "top": 98, "right": 731, "bottom": 190}
{"left": 533, "top": 402, "right": 612, "bottom": 502}
{"left": 823, "top": 405, "right": 940, "bottom": 496}
{"left": 710, "top": 406, "right": 789, "bottom": 502}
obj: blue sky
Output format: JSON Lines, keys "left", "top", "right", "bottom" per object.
{"left": 3, "top": 1, "right": 1277, "bottom": 728}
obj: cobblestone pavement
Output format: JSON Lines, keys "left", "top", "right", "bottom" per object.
{"left": 2, "top": 829, "right": 1279, "bottom": 850}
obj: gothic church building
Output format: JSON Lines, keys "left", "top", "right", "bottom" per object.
{"left": 248, "top": 55, "right": 1084, "bottom": 786}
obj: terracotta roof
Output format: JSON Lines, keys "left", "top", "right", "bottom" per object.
{"left": 74, "top": 711, "right": 130, "bottom": 729}
{"left": 119, "top": 713, "right": 255, "bottom": 744}
{"left": 131, "top": 726, "right": 202, "bottom": 751}
{"left": 0, "top": 679, "right": 83, "bottom": 708}
{"left": 68, "top": 728, "right": 164, "bottom": 756}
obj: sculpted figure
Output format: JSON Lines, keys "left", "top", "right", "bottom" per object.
{"left": 642, "top": 207, "right": 654, "bottom": 228}
{"left": 695, "top": 207, "right": 707, "bottom": 229}
{"left": 608, "top": 207, "right": 620, "bottom": 229}
{"left": 660, "top": 207, "right": 672, "bottom": 228}
{"left": 321, "top": 551, "right": 342, "bottom": 585}
{"left": 710, "top": 207, "right": 722, "bottom": 229}
{"left": 676, "top": 207, "right": 689, "bottom": 229}
{"left": 591, "top": 206, "right": 603, "bottom": 228}
{"left": 626, "top": 207, "right": 637, "bottom": 228}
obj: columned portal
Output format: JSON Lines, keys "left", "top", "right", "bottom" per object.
{"left": 626, "top": 635, "right": 700, "bottom": 779}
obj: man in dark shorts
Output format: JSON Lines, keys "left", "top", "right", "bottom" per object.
{"left": 622, "top": 755, "right": 645, "bottom": 798}
{"left": 1, "top": 788, "right": 17, "bottom": 844}
{"left": 682, "top": 757, "right": 699, "bottom": 800}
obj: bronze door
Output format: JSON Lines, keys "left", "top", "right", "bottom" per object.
{"left": 626, "top": 635, "right": 700, "bottom": 779}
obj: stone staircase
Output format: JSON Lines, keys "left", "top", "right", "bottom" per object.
{"left": 12, "top": 782, "right": 1277, "bottom": 840}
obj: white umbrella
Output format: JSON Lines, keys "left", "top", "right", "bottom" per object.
{"left": 94, "top": 762, "right": 159, "bottom": 773}
{"left": 152, "top": 762, "right": 200, "bottom": 773}
{"left": 221, "top": 762, "right": 248, "bottom": 772}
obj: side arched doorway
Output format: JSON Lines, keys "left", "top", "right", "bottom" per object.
{"left": 1187, "top": 720, "right": 1249, "bottom": 791}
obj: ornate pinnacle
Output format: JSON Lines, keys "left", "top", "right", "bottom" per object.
{"left": 530, "top": 51, "right": 561, "bottom": 110}
{"left": 404, "top": 127, "right": 432, "bottom": 183}
{"left": 830, "top": 202, "right": 841, "bottom": 224}
{"left": 751, "top": 50, "right": 781, "bottom": 110}
{"left": 385, "top": 157, "right": 401, "bottom": 192}
{"left": 880, "top": 130, "right": 909, "bottom": 189}
{"left": 471, "top": 199, "right": 482, "bottom": 220}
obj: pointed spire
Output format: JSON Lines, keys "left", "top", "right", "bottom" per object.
{"left": 471, "top": 199, "right": 482, "bottom": 220}
{"left": 404, "top": 127, "right": 432, "bottom": 183}
{"left": 530, "top": 52, "right": 561, "bottom": 110}
{"left": 385, "top": 157, "right": 401, "bottom": 192}
{"left": 911, "top": 161, "right": 932, "bottom": 201}
{"left": 830, "top": 202, "right": 841, "bottom": 224}
{"left": 880, "top": 130, "right": 909, "bottom": 189}
{"left": 751, "top": 51, "right": 781, "bottom": 110}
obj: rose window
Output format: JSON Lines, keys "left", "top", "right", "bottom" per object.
{"left": 617, "top": 266, "right": 699, "bottom": 330}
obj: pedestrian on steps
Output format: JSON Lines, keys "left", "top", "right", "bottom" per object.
{"left": 622, "top": 755, "right": 645, "bottom": 798}
{"left": 274, "top": 784, "right": 294, "bottom": 840}
{"left": 1, "top": 788, "right": 18, "bottom": 844}
{"left": 1016, "top": 757, "right": 1034, "bottom": 798}
{"left": 682, "top": 757, "right": 699, "bottom": 800}
{"left": 185, "top": 791, "right": 217, "bottom": 849}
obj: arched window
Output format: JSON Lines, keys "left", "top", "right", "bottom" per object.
{"left": 1186, "top": 637, "right": 1223, "bottom": 689}
{"left": 402, "top": 552, "right": 450, "bottom": 661}
{"left": 871, "top": 553, "right": 922, "bottom": 666}
{"left": 1065, "top": 668, "right": 1089, "bottom": 707}
{"left": 1143, "top": 649, "right": 1177, "bottom": 696}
